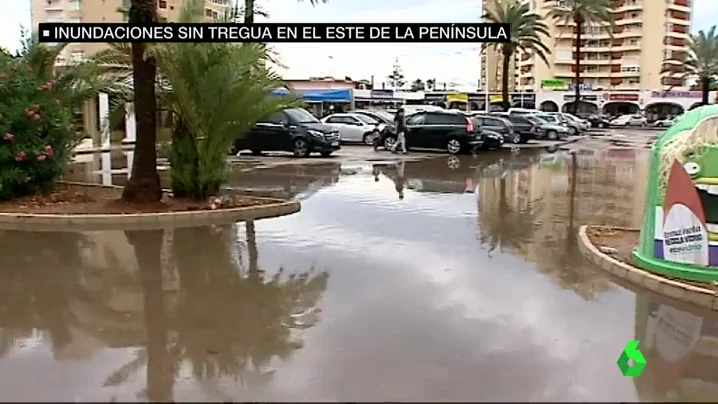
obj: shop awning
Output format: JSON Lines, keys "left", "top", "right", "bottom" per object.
{"left": 271, "top": 87, "right": 352, "bottom": 102}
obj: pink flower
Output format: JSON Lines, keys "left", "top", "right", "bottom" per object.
{"left": 45, "top": 81, "right": 54, "bottom": 89}
{"left": 26, "top": 66, "right": 32, "bottom": 72}
{"left": 14, "top": 151, "right": 25, "bottom": 161}
{"left": 3, "top": 132, "right": 13, "bottom": 141}
{"left": 0, "top": 72, "right": 6, "bottom": 78}
{"left": 32, "top": 114, "right": 40, "bottom": 120}
{"left": 44, "top": 145, "right": 54, "bottom": 156}
{"left": 36, "top": 154, "right": 46, "bottom": 162}
{"left": 25, "top": 109, "right": 33, "bottom": 118}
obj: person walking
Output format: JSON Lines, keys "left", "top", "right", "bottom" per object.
{"left": 392, "top": 108, "right": 407, "bottom": 154}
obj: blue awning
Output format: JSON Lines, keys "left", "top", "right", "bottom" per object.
{"left": 271, "top": 88, "right": 351, "bottom": 102}
{"left": 300, "top": 89, "right": 352, "bottom": 102}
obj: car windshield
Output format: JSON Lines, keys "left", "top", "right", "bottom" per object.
{"left": 285, "top": 108, "right": 319, "bottom": 123}
{"left": 539, "top": 115, "right": 558, "bottom": 122}
{"left": 355, "top": 114, "right": 378, "bottom": 124}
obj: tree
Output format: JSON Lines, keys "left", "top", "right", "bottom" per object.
{"left": 121, "top": 0, "right": 162, "bottom": 203}
{"left": 661, "top": 26, "right": 718, "bottom": 106}
{"left": 387, "top": 58, "right": 405, "bottom": 89}
{"left": 243, "top": 0, "right": 327, "bottom": 24}
{"left": 410, "top": 78, "right": 425, "bottom": 91}
{"left": 548, "top": 0, "right": 613, "bottom": 115}
{"left": 94, "top": 0, "right": 297, "bottom": 200}
{"left": 426, "top": 78, "right": 435, "bottom": 91}
{"left": 483, "top": 0, "right": 551, "bottom": 111}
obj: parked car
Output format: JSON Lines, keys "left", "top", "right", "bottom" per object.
{"left": 587, "top": 114, "right": 611, "bottom": 128}
{"left": 654, "top": 114, "right": 683, "bottom": 127}
{"left": 609, "top": 114, "right": 647, "bottom": 127}
{"left": 321, "top": 112, "right": 384, "bottom": 145}
{"left": 507, "top": 107, "right": 541, "bottom": 116}
{"left": 528, "top": 114, "right": 571, "bottom": 140}
{"left": 547, "top": 113, "right": 582, "bottom": 135}
{"left": 557, "top": 112, "right": 590, "bottom": 132}
{"left": 231, "top": 107, "right": 341, "bottom": 157}
{"left": 352, "top": 109, "right": 395, "bottom": 125}
{"left": 472, "top": 113, "right": 521, "bottom": 144}
{"left": 489, "top": 112, "right": 539, "bottom": 143}
{"left": 379, "top": 110, "right": 484, "bottom": 154}
{"left": 401, "top": 104, "right": 446, "bottom": 115}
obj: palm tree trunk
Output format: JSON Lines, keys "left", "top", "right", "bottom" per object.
{"left": 701, "top": 76, "right": 710, "bottom": 105}
{"left": 573, "top": 17, "right": 583, "bottom": 115}
{"left": 244, "top": 0, "right": 255, "bottom": 24}
{"left": 246, "top": 220, "right": 259, "bottom": 273}
{"left": 126, "top": 230, "right": 174, "bottom": 402}
{"left": 568, "top": 152, "right": 578, "bottom": 231}
{"left": 122, "top": 0, "right": 162, "bottom": 203}
{"left": 501, "top": 46, "right": 511, "bottom": 111}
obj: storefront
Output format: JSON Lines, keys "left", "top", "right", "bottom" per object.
{"left": 353, "top": 89, "right": 404, "bottom": 110}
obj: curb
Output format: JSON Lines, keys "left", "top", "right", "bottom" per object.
{"left": 578, "top": 225, "right": 718, "bottom": 310}
{"left": 0, "top": 182, "right": 300, "bottom": 232}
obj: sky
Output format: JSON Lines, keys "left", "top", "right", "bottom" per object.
{"left": 1, "top": 0, "right": 716, "bottom": 89}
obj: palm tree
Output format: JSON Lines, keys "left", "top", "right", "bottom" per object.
{"left": 548, "top": 0, "right": 613, "bottom": 115}
{"left": 243, "top": 0, "right": 328, "bottom": 24}
{"left": 410, "top": 79, "right": 425, "bottom": 91}
{"left": 482, "top": 0, "right": 551, "bottom": 111}
{"left": 121, "top": 0, "right": 162, "bottom": 203}
{"left": 93, "top": 0, "right": 298, "bottom": 199}
{"left": 661, "top": 26, "right": 718, "bottom": 105}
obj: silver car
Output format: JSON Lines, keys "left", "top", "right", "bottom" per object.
{"left": 530, "top": 114, "right": 571, "bottom": 140}
{"left": 321, "top": 112, "right": 385, "bottom": 145}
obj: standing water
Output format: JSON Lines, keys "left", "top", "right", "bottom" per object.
{"left": 2, "top": 148, "right": 717, "bottom": 401}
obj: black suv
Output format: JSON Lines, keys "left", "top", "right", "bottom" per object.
{"left": 471, "top": 114, "right": 520, "bottom": 144}
{"left": 232, "top": 107, "right": 341, "bottom": 157}
{"left": 489, "top": 112, "right": 539, "bottom": 143}
{"left": 379, "top": 110, "right": 484, "bottom": 154}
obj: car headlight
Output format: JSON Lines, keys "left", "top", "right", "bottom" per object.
{"left": 307, "top": 129, "right": 324, "bottom": 138}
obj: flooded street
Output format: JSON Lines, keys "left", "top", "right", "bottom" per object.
{"left": 3, "top": 144, "right": 718, "bottom": 401}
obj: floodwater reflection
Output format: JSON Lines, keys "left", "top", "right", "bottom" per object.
{"left": 6, "top": 146, "right": 717, "bottom": 401}
{"left": 0, "top": 225, "right": 328, "bottom": 401}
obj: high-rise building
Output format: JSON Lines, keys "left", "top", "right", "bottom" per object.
{"left": 517, "top": 0, "right": 692, "bottom": 92}
{"left": 30, "top": 0, "right": 232, "bottom": 64}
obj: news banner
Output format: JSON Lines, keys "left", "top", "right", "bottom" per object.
{"left": 37, "top": 23, "right": 510, "bottom": 43}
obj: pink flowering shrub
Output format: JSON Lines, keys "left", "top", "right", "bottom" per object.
{"left": 0, "top": 56, "right": 78, "bottom": 199}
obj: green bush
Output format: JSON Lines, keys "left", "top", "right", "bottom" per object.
{"left": 0, "top": 57, "right": 78, "bottom": 200}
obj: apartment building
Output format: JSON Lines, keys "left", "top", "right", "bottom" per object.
{"left": 30, "top": 0, "right": 232, "bottom": 64}
{"left": 516, "top": 0, "right": 692, "bottom": 92}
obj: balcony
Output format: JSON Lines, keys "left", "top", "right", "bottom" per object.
{"left": 613, "top": 0, "right": 643, "bottom": 12}
{"left": 668, "top": 0, "right": 690, "bottom": 12}
{"left": 555, "top": 58, "right": 612, "bottom": 65}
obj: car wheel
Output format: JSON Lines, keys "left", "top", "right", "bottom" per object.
{"left": 569, "top": 127, "right": 577, "bottom": 136}
{"left": 292, "top": 138, "right": 310, "bottom": 158}
{"left": 547, "top": 130, "right": 558, "bottom": 140}
{"left": 251, "top": 149, "right": 262, "bottom": 155}
{"left": 363, "top": 131, "right": 377, "bottom": 146}
{"left": 446, "top": 138, "right": 462, "bottom": 155}
{"left": 511, "top": 133, "right": 522, "bottom": 144}
{"left": 383, "top": 136, "right": 396, "bottom": 150}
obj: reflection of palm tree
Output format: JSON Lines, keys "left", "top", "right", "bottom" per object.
{"left": 0, "top": 231, "right": 88, "bottom": 358}
{"left": 532, "top": 153, "right": 612, "bottom": 300}
{"left": 170, "top": 223, "right": 328, "bottom": 383}
{"left": 125, "top": 230, "right": 174, "bottom": 401}
{"left": 103, "top": 222, "right": 329, "bottom": 394}
{"left": 478, "top": 175, "right": 542, "bottom": 255}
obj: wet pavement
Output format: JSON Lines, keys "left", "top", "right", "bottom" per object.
{"left": 4, "top": 138, "right": 718, "bottom": 401}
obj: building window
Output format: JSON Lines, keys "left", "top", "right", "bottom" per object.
{"left": 205, "top": 8, "right": 213, "bottom": 16}
{"left": 159, "top": 0, "right": 167, "bottom": 8}
{"left": 628, "top": 79, "right": 640, "bottom": 85}
{"left": 621, "top": 65, "right": 640, "bottom": 72}
{"left": 70, "top": 51, "right": 84, "bottom": 62}
{"left": 586, "top": 66, "right": 600, "bottom": 73}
